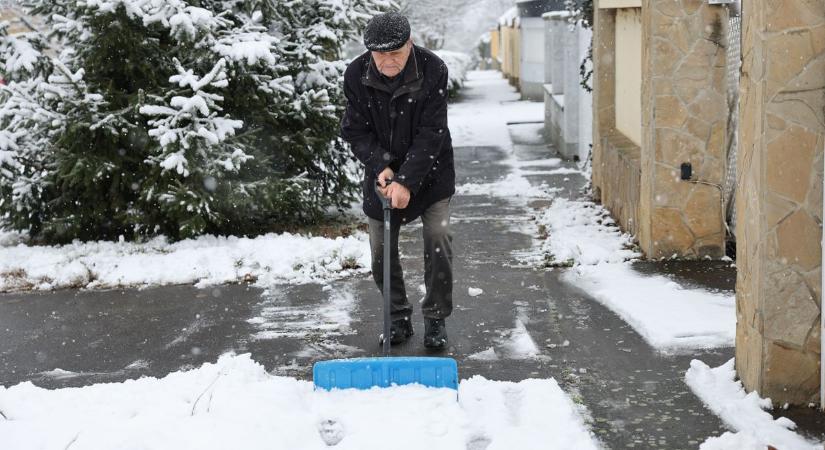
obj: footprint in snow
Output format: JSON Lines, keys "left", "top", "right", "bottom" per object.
{"left": 318, "top": 419, "right": 345, "bottom": 446}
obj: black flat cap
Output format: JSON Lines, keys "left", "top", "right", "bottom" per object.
{"left": 363, "top": 12, "right": 410, "bottom": 52}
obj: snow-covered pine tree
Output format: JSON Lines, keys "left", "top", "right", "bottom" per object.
{"left": 0, "top": 0, "right": 390, "bottom": 243}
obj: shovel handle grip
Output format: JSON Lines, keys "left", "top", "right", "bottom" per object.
{"left": 374, "top": 177, "right": 394, "bottom": 210}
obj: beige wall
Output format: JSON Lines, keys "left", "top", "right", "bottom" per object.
{"left": 501, "top": 26, "right": 514, "bottom": 78}
{"left": 615, "top": 8, "right": 642, "bottom": 146}
{"left": 491, "top": 29, "right": 500, "bottom": 63}
{"left": 600, "top": 0, "right": 641, "bottom": 7}
{"left": 735, "top": 0, "right": 823, "bottom": 406}
{"left": 1, "top": 8, "right": 34, "bottom": 35}
{"left": 513, "top": 27, "right": 521, "bottom": 83}
{"left": 500, "top": 24, "right": 521, "bottom": 85}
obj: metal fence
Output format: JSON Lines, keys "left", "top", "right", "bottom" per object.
{"left": 723, "top": 7, "right": 741, "bottom": 240}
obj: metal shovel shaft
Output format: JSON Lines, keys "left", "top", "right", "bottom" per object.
{"left": 383, "top": 205, "right": 391, "bottom": 356}
{"left": 375, "top": 178, "right": 393, "bottom": 356}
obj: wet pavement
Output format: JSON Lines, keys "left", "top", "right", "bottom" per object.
{"left": 1, "top": 120, "right": 822, "bottom": 448}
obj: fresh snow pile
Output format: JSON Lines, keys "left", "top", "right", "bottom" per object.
{"left": 686, "top": 359, "right": 824, "bottom": 450}
{"left": 0, "top": 231, "right": 370, "bottom": 293}
{"left": 0, "top": 353, "right": 600, "bottom": 450}
{"left": 433, "top": 50, "right": 472, "bottom": 95}
{"left": 536, "top": 198, "right": 640, "bottom": 266}
{"left": 563, "top": 264, "right": 735, "bottom": 351}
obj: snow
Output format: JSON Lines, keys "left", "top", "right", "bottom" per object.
{"left": 213, "top": 34, "right": 281, "bottom": 67}
{"left": 0, "top": 353, "right": 600, "bottom": 450}
{"left": 0, "top": 227, "right": 26, "bottom": 246}
{"left": 500, "top": 318, "right": 541, "bottom": 359}
{"left": 563, "top": 264, "right": 736, "bottom": 352}
{"left": 449, "top": 73, "right": 560, "bottom": 203}
{"left": 686, "top": 359, "right": 824, "bottom": 450}
{"left": 529, "top": 195, "right": 735, "bottom": 352}
{"left": 3, "top": 35, "right": 40, "bottom": 74}
{"left": 468, "top": 347, "right": 498, "bottom": 361}
{"left": 249, "top": 286, "right": 358, "bottom": 340}
{"left": 456, "top": 172, "right": 557, "bottom": 200}
{"left": 536, "top": 198, "right": 641, "bottom": 266}
{"left": 498, "top": 6, "right": 518, "bottom": 27}
{"left": 448, "top": 71, "right": 545, "bottom": 150}
{"left": 433, "top": 49, "right": 471, "bottom": 93}
{"left": 0, "top": 231, "right": 370, "bottom": 293}
{"left": 542, "top": 11, "right": 574, "bottom": 20}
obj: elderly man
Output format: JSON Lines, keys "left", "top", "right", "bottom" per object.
{"left": 340, "top": 12, "right": 455, "bottom": 349}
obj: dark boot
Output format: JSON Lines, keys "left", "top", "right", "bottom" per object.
{"left": 424, "top": 318, "right": 447, "bottom": 349}
{"left": 379, "top": 317, "right": 414, "bottom": 346}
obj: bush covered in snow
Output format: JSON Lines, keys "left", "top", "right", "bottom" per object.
{"left": 433, "top": 50, "right": 471, "bottom": 97}
{"left": 0, "top": 0, "right": 390, "bottom": 243}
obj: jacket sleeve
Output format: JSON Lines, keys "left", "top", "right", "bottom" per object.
{"left": 340, "top": 75, "right": 393, "bottom": 176}
{"left": 394, "top": 63, "right": 449, "bottom": 196}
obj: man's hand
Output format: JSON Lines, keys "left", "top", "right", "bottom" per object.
{"left": 378, "top": 166, "right": 394, "bottom": 197}
{"left": 386, "top": 182, "right": 411, "bottom": 209}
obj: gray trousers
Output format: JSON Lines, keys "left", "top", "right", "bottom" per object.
{"left": 368, "top": 196, "right": 453, "bottom": 321}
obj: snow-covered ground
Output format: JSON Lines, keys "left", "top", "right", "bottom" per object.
{"left": 449, "top": 70, "right": 544, "bottom": 150}
{"left": 534, "top": 198, "right": 640, "bottom": 266}
{"left": 450, "top": 71, "right": 737, "bottom": 354}
{"left": 687, "top": 359, "right": 824, "bottom": 450}
{"left": 0, "top": 353, "right": 600, "bottom": 450}
{"left": 564, "top": 264, "right": 735, "bottom": 352}
{"left": 450, "top": 74, "right": 563, "bottom": 204}
{"left": 449, "top": 71, "right": 819, "bottom": 449}
{"left": 530, "top": 196, "right": 736, "bottom": 353}
{"left": 0, "top": 231, "right": 370, "bottom": 293}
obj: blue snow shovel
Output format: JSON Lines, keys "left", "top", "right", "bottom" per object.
{"left": 312, "top": 178, "right": 458, "bottom": 391}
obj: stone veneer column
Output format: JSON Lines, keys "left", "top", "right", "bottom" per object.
{"left": 736, "top": 0, "right": 824, "bottom": 405}
{"left": 638, "top": 0, "right": 728, "bottom": 258}
{"left": 591, "top": 0, "right": 617, "bottom": 203}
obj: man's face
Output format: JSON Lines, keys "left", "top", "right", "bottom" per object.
{"left": 371, "top": 40, "right": 412, "bottom": 78}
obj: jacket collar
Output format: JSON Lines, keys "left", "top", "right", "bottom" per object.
{"left": 362, "top": 45, "right": 424, "bottom": 100}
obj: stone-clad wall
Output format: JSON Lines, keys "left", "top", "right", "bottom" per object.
{"left": 639, "top": 0, "right": 728, "bottom": 259}
{"left": 593, "top": 0, "right": 728, "bottom": 259}
{"left": 736, "top": 0, "right": 823, "bottom": 406}
{"left": 592, "top": 1, "right": 618, "bottom": 204}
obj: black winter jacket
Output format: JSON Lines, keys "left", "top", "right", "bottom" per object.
{"left": 341, "top": 45, "right": 456, "bottom": 226}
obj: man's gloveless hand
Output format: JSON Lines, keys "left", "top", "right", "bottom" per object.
{"left": 377, "top": 167, "right": 410, "bottom": 209}
{"left": 386, "top": 182, "right": 410, "bottom": 209}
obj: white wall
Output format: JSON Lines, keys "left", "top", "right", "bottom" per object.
{"left": 578, "top": 26, "right": 593, "bottom": 164}
{"left": 542, "top": 14, "right": 594, "bottom": 163}
{"left": 520, "top": 17, "right": 545, "bottom": 84}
